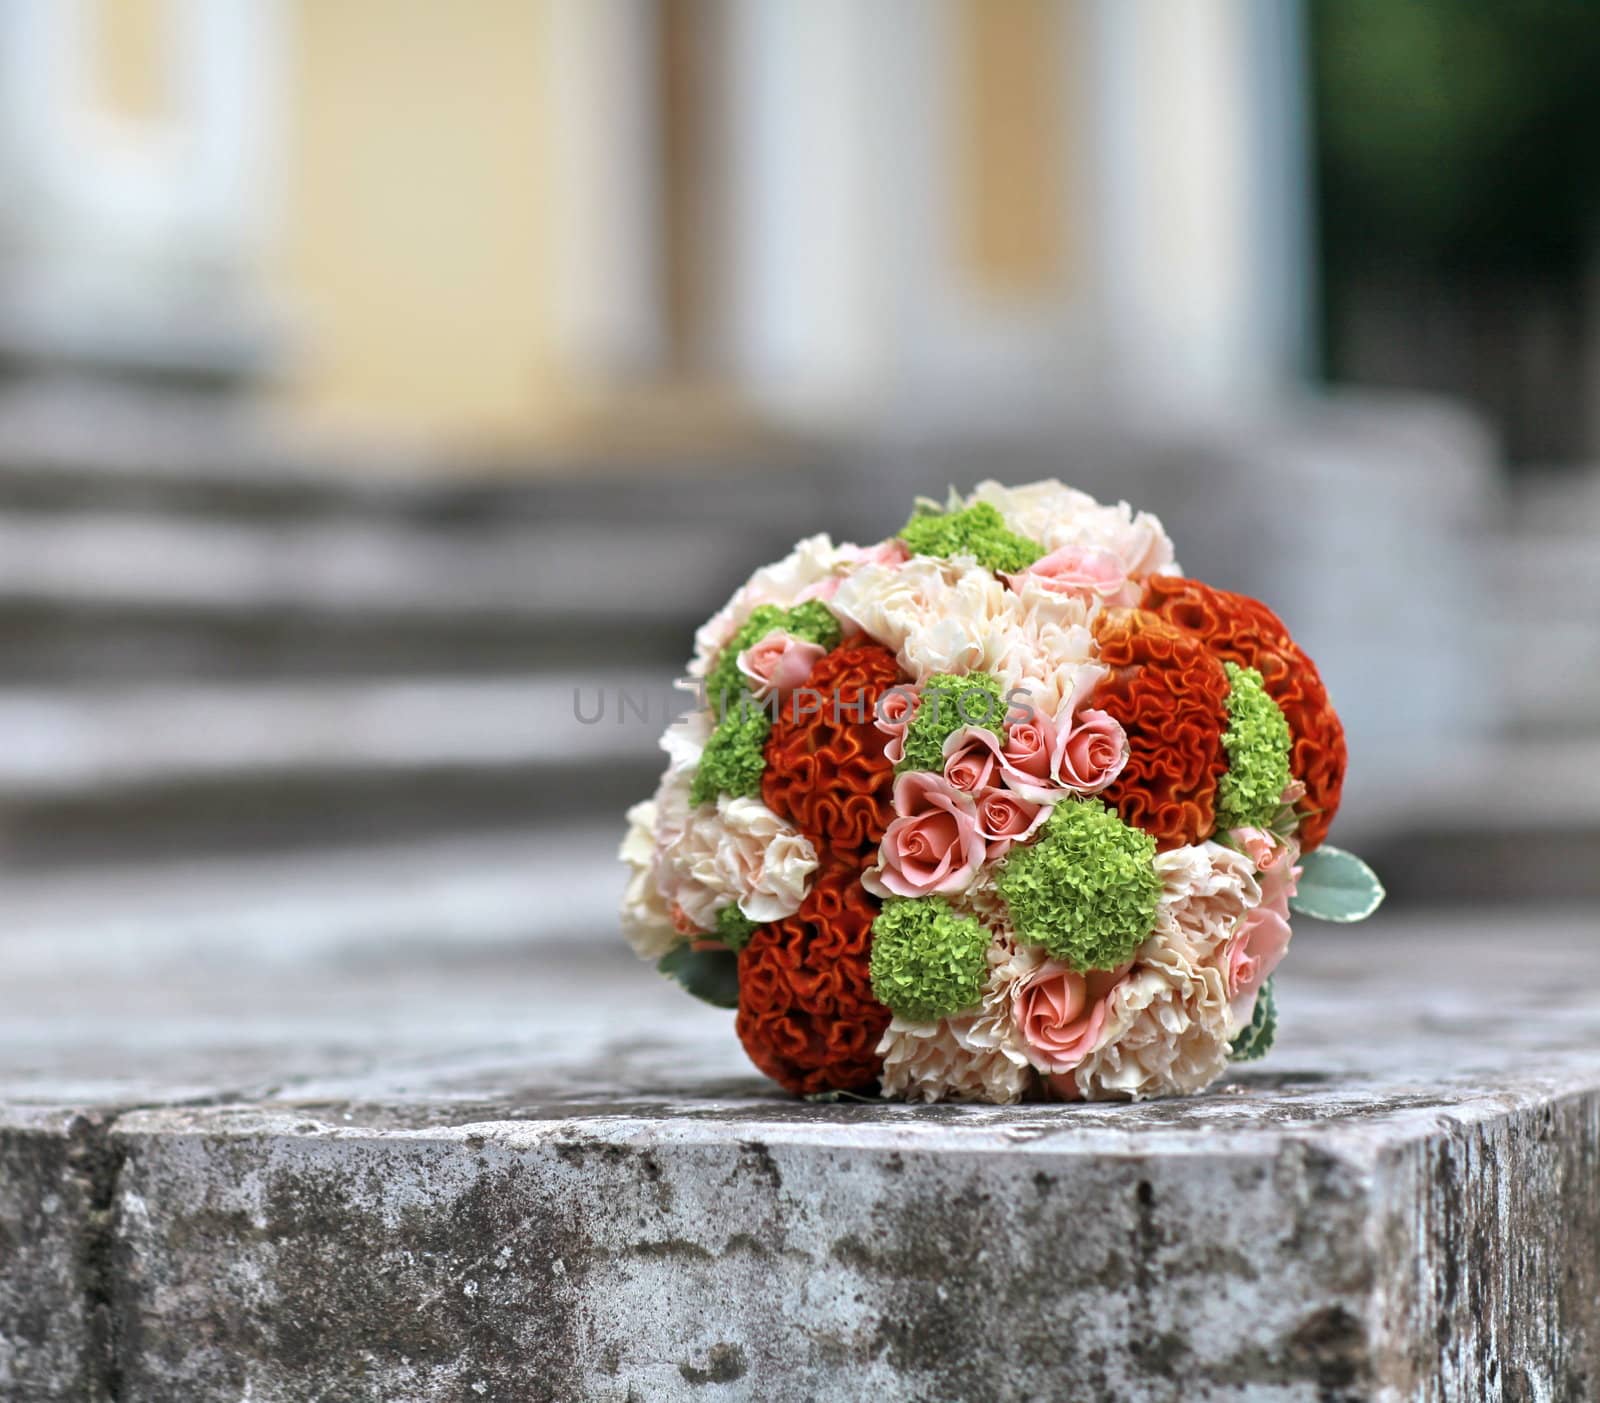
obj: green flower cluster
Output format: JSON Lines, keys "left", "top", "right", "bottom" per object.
{"left": 898, "top": 502, "right": 1043, "bottom": 574}
{"left": 898, "top": 672, "right": 1009, "bottom": 773}
{"left": 691, "top": 598, "right": 841, "bottom": 806}
{"left": 869, "top": 896, "right": 990, "bottom": 1022}
{"left": 690, "top": 705, "right": 771, "bottom": 805}
{"left": 995, "top": 798, "right": 1161, "bottom": 971}
{"left": 714, "top": 903, "right": 759, "bottom": 952}
{"left": 1214, "top": 663, "right": 1293, "bottom": 831}
{"left": 1229, "top": 978, "right": 1277, "bottom": 1061}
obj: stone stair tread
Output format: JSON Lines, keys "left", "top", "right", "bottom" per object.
{"left": 0, "top": 510, "right": 731, "bottom": 624}
{"left": 0, "top": 824, "right": 628, "bottom": 980}
{"left": 0, "top": 913, "right": 1596, "bottom": 1399}
{"left": 0, "top": 670, "right": 678, "bottom": 798}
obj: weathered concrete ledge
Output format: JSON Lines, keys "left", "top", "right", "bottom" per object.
{"left": 2, "top": 916, "right": 1598, "bottom": 1401}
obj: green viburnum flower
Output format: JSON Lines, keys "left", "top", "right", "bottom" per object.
{"left": 869, "top": 896, "right": 990, "bottom": 1022}
{"left": 1215, "top": 663, "right": 1293, "bottom": 832}
{"left": 780, "top": 599, "right": 843, "bottom": 652}
{"left": 714, "top": 903, "right": 759, "bottom": 952}
{"left": 897, "top": 672, "right": 1009, "bottom": 773}
{"left": 995, "top": 798, "right": 1161, "bottom": 971}
{"left": 689, "top": 705, "right": 772, "bottom": 806}
{"left": 898, "top": 502, "right": 1043, "bottom": 575}
{"left": 1229, "top": 978, "right": 1277, "bottom": 1061}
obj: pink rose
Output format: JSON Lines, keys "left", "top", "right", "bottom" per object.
{"left": 974, "top": 788, "right": 1048, "bottom": 861}
{"left": 737, "top": 629, "right": 827, "bottom": 701}
{"left": 942, "top": 725, "right": 1005, "bottom": 794}
{"left": 868, "top": 771, "right": 986, "bottom": 898}
{"left": 1225, "top": 835, "right": 1300, "bottom": 1021}
{"left": 1014, "top": 960, "right": 1130, "bottom": 1075}
{"left": 1053, "top": 708, "right": 1128, "bottom": 795}
{"left": 1007, "top": 545, "right": 1129, "bottom": 603}
{"left": 999, "top": 708, "right": 1061, "bottom": 801}
{"left": 1229, "top": 826, "right": 1277, "bottom": 869}
{"left": 874, "top": 686, "right": 920, "bottom": 765}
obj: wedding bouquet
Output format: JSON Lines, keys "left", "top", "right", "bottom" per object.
{"left": 620, "top": 481, "right": 1382, "bottom": 1102}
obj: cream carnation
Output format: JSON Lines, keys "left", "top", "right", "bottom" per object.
{"left": 655, "top": 793, "right": 818, "bottom": 930}
{"left": 831, "top": 556, "right": 1020, "bottom": 683}
{"left": 989, "top": 582, "right": 1104, "bottom": 718}
{"left": 1068, "top": 928, "right": 1232, "bottom": 1101}
{"left": 619, "top": 799, "right": 681, "bottom": 961}
{"left": 1154, "top": 841, "right": 1261, "bottom": 964}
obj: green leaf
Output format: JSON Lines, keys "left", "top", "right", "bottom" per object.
{"left": 1290, "top": 845, "right": 1386, "bottom": 923}
{"left": 1229, "top": 978, "right": 1277, "bottom": 1062}
{"left": 657, "top": 945, "right": 740, "bottom": 1009}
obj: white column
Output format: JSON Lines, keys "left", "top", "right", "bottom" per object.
{"left": 1085, "top": 0, "right": 1311, "bottom": 410}
{"left": 0, "top": 0, "right": 286, "bottom": 370}
{"left": 716, "top": 0, "right": 892, "bottom": 424}
{"left": 543, "top": 0, "right": 664, "bottom": 383}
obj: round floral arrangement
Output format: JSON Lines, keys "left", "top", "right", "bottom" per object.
{"left": 620, "top": 481, "right": 1383, "bottom": 1103}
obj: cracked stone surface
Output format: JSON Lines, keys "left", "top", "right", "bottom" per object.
{"left": 1, "top": 909, "right": 1598, "bottom": 1401}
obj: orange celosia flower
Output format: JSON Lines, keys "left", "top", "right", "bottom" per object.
{"left": 736, "top": 864, "right": 890, "bottom": 1095}
{"left": 1090, "top": 610, "right": 1231, "bottom": 850}
{"left": 761, "top": 639, "right": 904, "bottom": 865}
{"left": 1141, "top": 575, "right": 1346, "bottom": 850}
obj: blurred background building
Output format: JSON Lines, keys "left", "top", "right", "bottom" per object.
{"left": 0, "top": 0, "right": 1593, "bottom": 962}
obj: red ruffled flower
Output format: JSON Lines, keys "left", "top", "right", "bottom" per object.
{"left": 736, "top": 864, "right": 890, "bottom": 1095}
{"left": 1141, "top": 575, "right": 1346, "bottom": 850}
{"left": 761, "top": 639, "right": 904, "bottom": 865}
{"left": 1090, "top": 609, "right": 1230, "bottom": 850}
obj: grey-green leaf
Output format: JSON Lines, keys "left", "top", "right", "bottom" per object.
{"left": 1290, "top": 845, "right": 1385, "bottom": 923}
{"left": 1229, "top": 978, "right": 1276, "bottom": 1061}
{"left": 658, "top": 944, "right": 740, "bottom": 1009}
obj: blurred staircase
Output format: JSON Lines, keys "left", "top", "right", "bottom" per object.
{"left": 0, "top": 383, "right": 848, "bottom": 951}
{"left": 1373, "top": 466, "right": 1600, "bottom": 905}
{"left": 1, "top": 381, "right": 1594, "bottom": 940}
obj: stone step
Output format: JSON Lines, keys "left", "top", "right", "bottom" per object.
{"left": 0, "top": 913, "right": 1596, "bottom": 1400}
{"left": 0, "top": 824, "right": 628, "bottom": 976}
{"left": 0, "top": 508, "right": 751, "bottom": 680}
{"left": 1509, "top": 465, "right": 1600, "bottom": 535}
{"left": 0, "top": 379, "right": 842, "bottom": 524}
{"left": 0, "top": 671, "right": 678, "bottom": 863}
{"left": 1497, "top": 620, "right": 1600, "bottom": 736}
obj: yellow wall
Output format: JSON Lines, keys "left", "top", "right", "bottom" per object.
{"left": 274, "top": 0, "right": 567, "bottom": 448}
{"left": 956, "top": 0, "right": 1072, "bottom": 302}
{"left": 91, "top": 0, "right": 172, "bottom": 123}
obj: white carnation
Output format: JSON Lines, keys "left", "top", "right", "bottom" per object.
{"left": 618, "top": 799, "right": 681, "bottom": 961}
{"left": 660, "top": 707, "right": 711, "bottom": 774}
{"left": 654, "top": 792, "right": 817, "bottom": 931}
